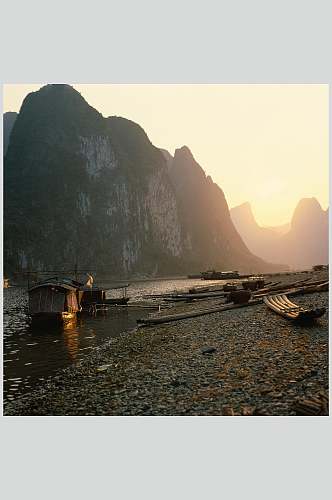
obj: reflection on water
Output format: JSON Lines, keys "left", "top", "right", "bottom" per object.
{"left": 63, "top": 327, "right": 80, "bottom": 361}
{"left": 3, "top": 277, "right": 215, "bottom": 403}
{"left": 3, "top": 288, "right": 142, "bottom": 403}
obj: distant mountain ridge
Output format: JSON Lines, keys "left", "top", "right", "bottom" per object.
{"left": 3, "top": 111, "right": 18, "bottom": 155}
{"left": 166, "top": 148, "right": 273, "bottom": 272}
{"left": 281, "top": 198, "right": 328, "bottom": 269}
{"left": 230, "top": 202, "right": 284, "bottom": 264}
{"left": 4, "top": 84, "right": 285, "bottom": 277}
{"left": 230, "top": 199, "right": 328, "bottom": 269}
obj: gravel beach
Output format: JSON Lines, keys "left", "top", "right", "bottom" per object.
{"left": 4, "top": 271, "right": 329, "bottom": 416}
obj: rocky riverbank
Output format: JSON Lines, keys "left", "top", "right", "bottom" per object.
{"left": 4, "top": 271, "right": 329, "bottom": 416}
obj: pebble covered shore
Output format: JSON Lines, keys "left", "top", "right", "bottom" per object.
{"left": 4, "top": 272, "right": 329, "bottom": 416}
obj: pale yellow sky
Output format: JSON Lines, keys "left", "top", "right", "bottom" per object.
{"left": 3, "top": 84, "right": 329, "bottom": 226}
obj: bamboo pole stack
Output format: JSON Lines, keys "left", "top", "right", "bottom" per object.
{"left": 137, "top": 279, "right": 328, "bottom": 327}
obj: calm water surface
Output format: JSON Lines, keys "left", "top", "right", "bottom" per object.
{"left": 3, "top": 278, "right": 217, "bottom": 403}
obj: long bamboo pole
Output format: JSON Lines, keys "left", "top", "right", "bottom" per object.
{"left": 137, "top": 299, "right": 262, "bottom": 326}
{"left": 162, "top": 279, "right": 321, "bottom": 302}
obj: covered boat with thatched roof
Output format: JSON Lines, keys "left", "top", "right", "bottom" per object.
{"left": 28, "top": 277, "right": 83, "bottom": 325}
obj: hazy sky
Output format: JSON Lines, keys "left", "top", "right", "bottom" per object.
{"left": 3, "top": 84, "right": 328, "bottom": 226}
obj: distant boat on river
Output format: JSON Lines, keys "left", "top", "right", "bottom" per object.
{"left": 201, "top": 270, "right": 240, "bottom": 280}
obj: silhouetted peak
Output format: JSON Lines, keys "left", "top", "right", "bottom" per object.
{"left": 19, "top": 84, "right": 97, "bottom": 120}
{"left": 292, "top": 197, "right": 322, "bottom": 218}
{"left": 174, "top": 145, "right": 194, "bottom": 160}
{"left": 3, "top": 112, "right": 18, "bottom": 155}
{"left": 3, "top": 111, "right": 18, "bottom": 129}
{"left": 23, "top": 84, "right": 84, "bottom": 105}
{"left": 230, "top": 202, "right": 256, "bottom": 225}
{"left": 13, "top": 84, "right": 104, "bottom": 140}
{"left": 291, "top": 197, "right": 325, "bottom": 230}
{"left": 295, "top": 197, "right": 322, "bottom": 211}
{"left": 4, "top": 111, "right": 18, "bottom": 119}
{"left": 40, "top": 83, "right": 77, "bottom": 93}
{"left": 233, "top": 201, "right": 252, "bottom": 213}
{"left": 172, "top": 146, "right": 207, "bottom": 181}
{"left": 39, "top": 85, "right": 92, "bottom": 106}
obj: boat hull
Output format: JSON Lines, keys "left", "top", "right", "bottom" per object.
{"left": 31, "top": 312, "right": 77, "bottom": 326}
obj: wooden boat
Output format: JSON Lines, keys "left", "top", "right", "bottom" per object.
{"left": 28, "top": 278, "right": 82, "bottom": 325}
{"left": 103, "top": 283, "right": 130, "bottom": 306}
{"left": 201, "top": 270, "right": 240, "bottom": 280}
{"left": 226, "top": 290, "right": 251, "bottom": 304}
{"left": 80, "top": 286, "right": 106, "bottom": 308}
{"left": 263, "top": 294, "right": 326, "bottom": 322}
{"left": 242, "top": 278, "right": 265, "bottom": 291}
{"left": 80, "top": 283, "right": 130, "bottom": 311}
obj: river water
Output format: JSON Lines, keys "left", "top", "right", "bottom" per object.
{"left": 3, "top": 278, "right": 217, "bottom": 403}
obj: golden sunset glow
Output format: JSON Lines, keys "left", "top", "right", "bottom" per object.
{"left": 4, "top": 84, "right": 328, "bottom": 226}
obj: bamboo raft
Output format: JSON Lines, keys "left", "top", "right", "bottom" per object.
{"left": 158, "top": 278, "right": 319, "bottom": 303}
{"left": 137, "top": 279, "right": 328, "bottom": 327}
{"left": 292, "top": 393, "right": 328, "bottom": 415}
{"left": 263, "top": 294, "right": 326, "bottom": 322}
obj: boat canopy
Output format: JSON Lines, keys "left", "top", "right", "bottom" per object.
{"left": 28, "top": 282, "right": 78, "bottom": 293}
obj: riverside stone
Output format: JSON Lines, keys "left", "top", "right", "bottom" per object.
{"left": 4, "top": 271, "right": 328, "bottom": 416}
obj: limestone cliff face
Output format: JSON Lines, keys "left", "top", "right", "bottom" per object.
{"left": 4, "top": 84, "right": 282, "bottom": 277}
{"left": 166, "top": 147, "right": 285, "bottom": 273}
{"left": 4, "top": 85, "right": 186, "bottom": 276}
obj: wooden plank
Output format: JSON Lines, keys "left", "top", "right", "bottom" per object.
{"left": 137, "top": 299, "right": 262, "bottom": 326}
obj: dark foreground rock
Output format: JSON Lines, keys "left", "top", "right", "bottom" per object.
{"left": 4, "top": 285, "right": 328, "bottom": 416}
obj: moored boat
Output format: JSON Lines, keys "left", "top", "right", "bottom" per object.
{"left": 80, "top": 286, "right": 106, "bottom": 308}
{"left": 201, "top": 270, "right": 240, "bottom": 280}
{"left": 80, "top": 283, "right": 130, "bottom": 310}
{"left": 28, "top": 277, "right": 82, "bottom": 325}
{"left": 242, "top": 278, "right": 265, "bottom": 291}
{"left": 103, "top": 283, "right": 130, "bottom": 306}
